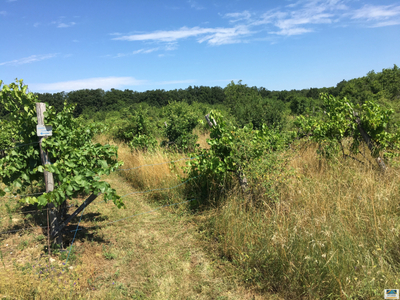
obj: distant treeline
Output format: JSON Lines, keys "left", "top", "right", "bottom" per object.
{"left": 0, "top": 65, "right": 398, "bottom": 119}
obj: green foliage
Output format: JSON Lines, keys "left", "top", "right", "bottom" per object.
{"left": 295, "top": 93, "right": 400, "bottom": 159}
{"left": 184, "top": 110, "right": 293, "bottom": 203}
{"left": 114, "top": 106, "right": 158, "bottom": 151}
{"left": 224, "top": 80, "right": 286, "bottom": 129}
{"left": 0, "top": 118, "right": 17, "bottom": 159}
{"left": 339, "top": 65, "right": 400, "bottom": 104}
{"left": 289, "top": 96, "right": 318, "bottom": 115}
{"left": 0, "top": 79, "right": 124, "bottom": 208}
{"left": 162, "top": 101, "right": 199, "bottom": 152}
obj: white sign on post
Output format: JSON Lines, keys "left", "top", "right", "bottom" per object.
{"left": 36, "top": 125, "right": 53, "bottom": 137}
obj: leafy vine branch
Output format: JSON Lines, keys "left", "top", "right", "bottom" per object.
{"left": 294, "top": 93, "right": 399, "bottom": 172}
{"left": 0, "top": 79, "right": 124, "bottom": 246}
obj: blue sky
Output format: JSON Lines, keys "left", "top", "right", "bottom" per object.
{"left": 0, "top": 0, "right": 399, "bottom": 93}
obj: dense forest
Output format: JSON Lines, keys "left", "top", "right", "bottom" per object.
{"left": 1, "top": 65, "right": 397, "bottom": 125}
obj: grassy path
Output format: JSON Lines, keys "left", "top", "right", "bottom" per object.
{"left": 71, "top": 172, "right": 275, "bottom": 299}
{"left": 0, "top": 171, "right": 276, "bottom": 299}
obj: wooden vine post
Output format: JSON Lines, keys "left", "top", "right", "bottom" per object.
{"left": 36, "top": 103, "right": 62, "bottom": 245}
{"left": 353, "top": 112, "right": 387, "bottom": 173}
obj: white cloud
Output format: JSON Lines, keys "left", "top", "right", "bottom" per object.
{"left": 0, "top": 54, "right": 57, "bottom": 66}
{"left": 58, "top": 22, "right": 76, "bottom": 28}
{"left": 165, "top": 43, "right": 178, "bottom": 51}
{"left": 0, "top": 11, "right": 7, "bottom": 16}
{"left": 51, "top": 17, "right": 76, "bottom": 28}
{"left": 114, "top": 27, "right": 217, "bottom": 42}
{"left": 133, "top": 48, "right": 159, "bottom": 54}
{"left": 256, "top": 0, "right": 347, "bottom": 36}
{"left": 6, "top": 0, "right": 17, "bottom": 2}
{"left": 352, "top": 4, "right": 400, "bottom": 20}
{"left": 352, "top": 4, "right": 400, "bottom": 27}
{"left": 113, "top": 25, "right": 252, "bottom": 45}
{"left": 197, "top": 25, "right": 252, "bottom": 45}
{"left": 187, "top": 0, "right": 204, "bottom": 10}
{"left": 370, "top": 20, "right": 400, "bottom": 27}
{"left": 31, "top": 77, "right": 147, "bottom": 92}
{"left": 33, "top": 22, "right": 40, "bottom": 27}
{"left": 112, "top": 48, "right": 160, "bottom": 58}
{"left": 110, "top": 0, "right": 400, "bottom": 48}
{"left": 224, "top": 11, "right": 252, "bottom": 23}
{"left": 269, "top": 27, "right": 313, "bottom": 36}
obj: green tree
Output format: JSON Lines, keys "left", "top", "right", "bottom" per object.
{"left": 224, "top": 81, "right": 285, "bottom": 129}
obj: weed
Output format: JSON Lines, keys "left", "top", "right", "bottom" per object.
{"left": 18, "top": 240, "right": 29, "bottom": 250}
{"left": 60, "top": 245, "right": 78, "bottom": 263}
{"left": 102, "top": 246, "right": 117, "bottom": 260}
{"left": 35, "top": 234, "right": 45, "bottom": 242}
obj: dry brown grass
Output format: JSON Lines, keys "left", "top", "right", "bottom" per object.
{"left": 211, "top": 142, "right": 400, "bottom": 298}
{"left": 194, "top": 129, "right": 211, "bottom": 150}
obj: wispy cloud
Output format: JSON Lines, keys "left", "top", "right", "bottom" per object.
{"left": 0, "top": 11, "right": 7, "bottom": 16}
{"left": 31, "top": 77, "right": 147, "bottom": 92}
{"left": 113, "top": 25, "right": 252, "bottom": 45}
{"left": 111, "top": 0, "right": 400, "bottom": 49}
{"left": 57, "top": 22, "right": 76, "bottom": 28}
{"left": 224, "top": 10, "right": 252, "bottom": 23}
{"left": 370, "top": 20, "right": 400, "bottom": 28}
{"left": 0, "top": 54, "right": 57, "bottom": 66}
{"left": 352, "top": 4, "right": 400, "bottom": 27}
{"left": 187, "top": 0, "right": 204, "bottom": 10}
{"left": 6, "top": 0, "right": 17, "bottom": 2}
{"left": 165, "top": 43, "right": 178, "bottom": 51}
{"left": 197, "top": 25, "right": 252, "bottom": 45}
{"left": 111, "top": 48, "right": 160, "bottom": 58}
{"left": 256, "top": 0, "right": 347, "bottom": 36}
{"left": 132, "top": 48, "right": 159, "bottom": 54}
{"left": 51, "top": 17, "right": 76, "bottom": 28}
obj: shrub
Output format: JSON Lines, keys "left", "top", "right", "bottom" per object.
{"left": 162, "top": 101, "right": 199, "bottom": 152}
{"left": 114, "top": 106, "right": 158, "bottom": 151}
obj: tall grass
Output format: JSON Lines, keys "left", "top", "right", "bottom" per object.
{"left": 212, "top": 144, "right": 400, "bottom": 299}
{"left": 94, "top": 134, "right": 188, "bottom": 204}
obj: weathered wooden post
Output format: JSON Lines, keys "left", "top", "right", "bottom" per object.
{"left": 36, "top": 103, "right": 63, "bottom": 246}
{"left": 205, "top": 114, "right": 213, "bottom": 128}
{"left": 353, "top": 112, "right": 387, "bottom": 172}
